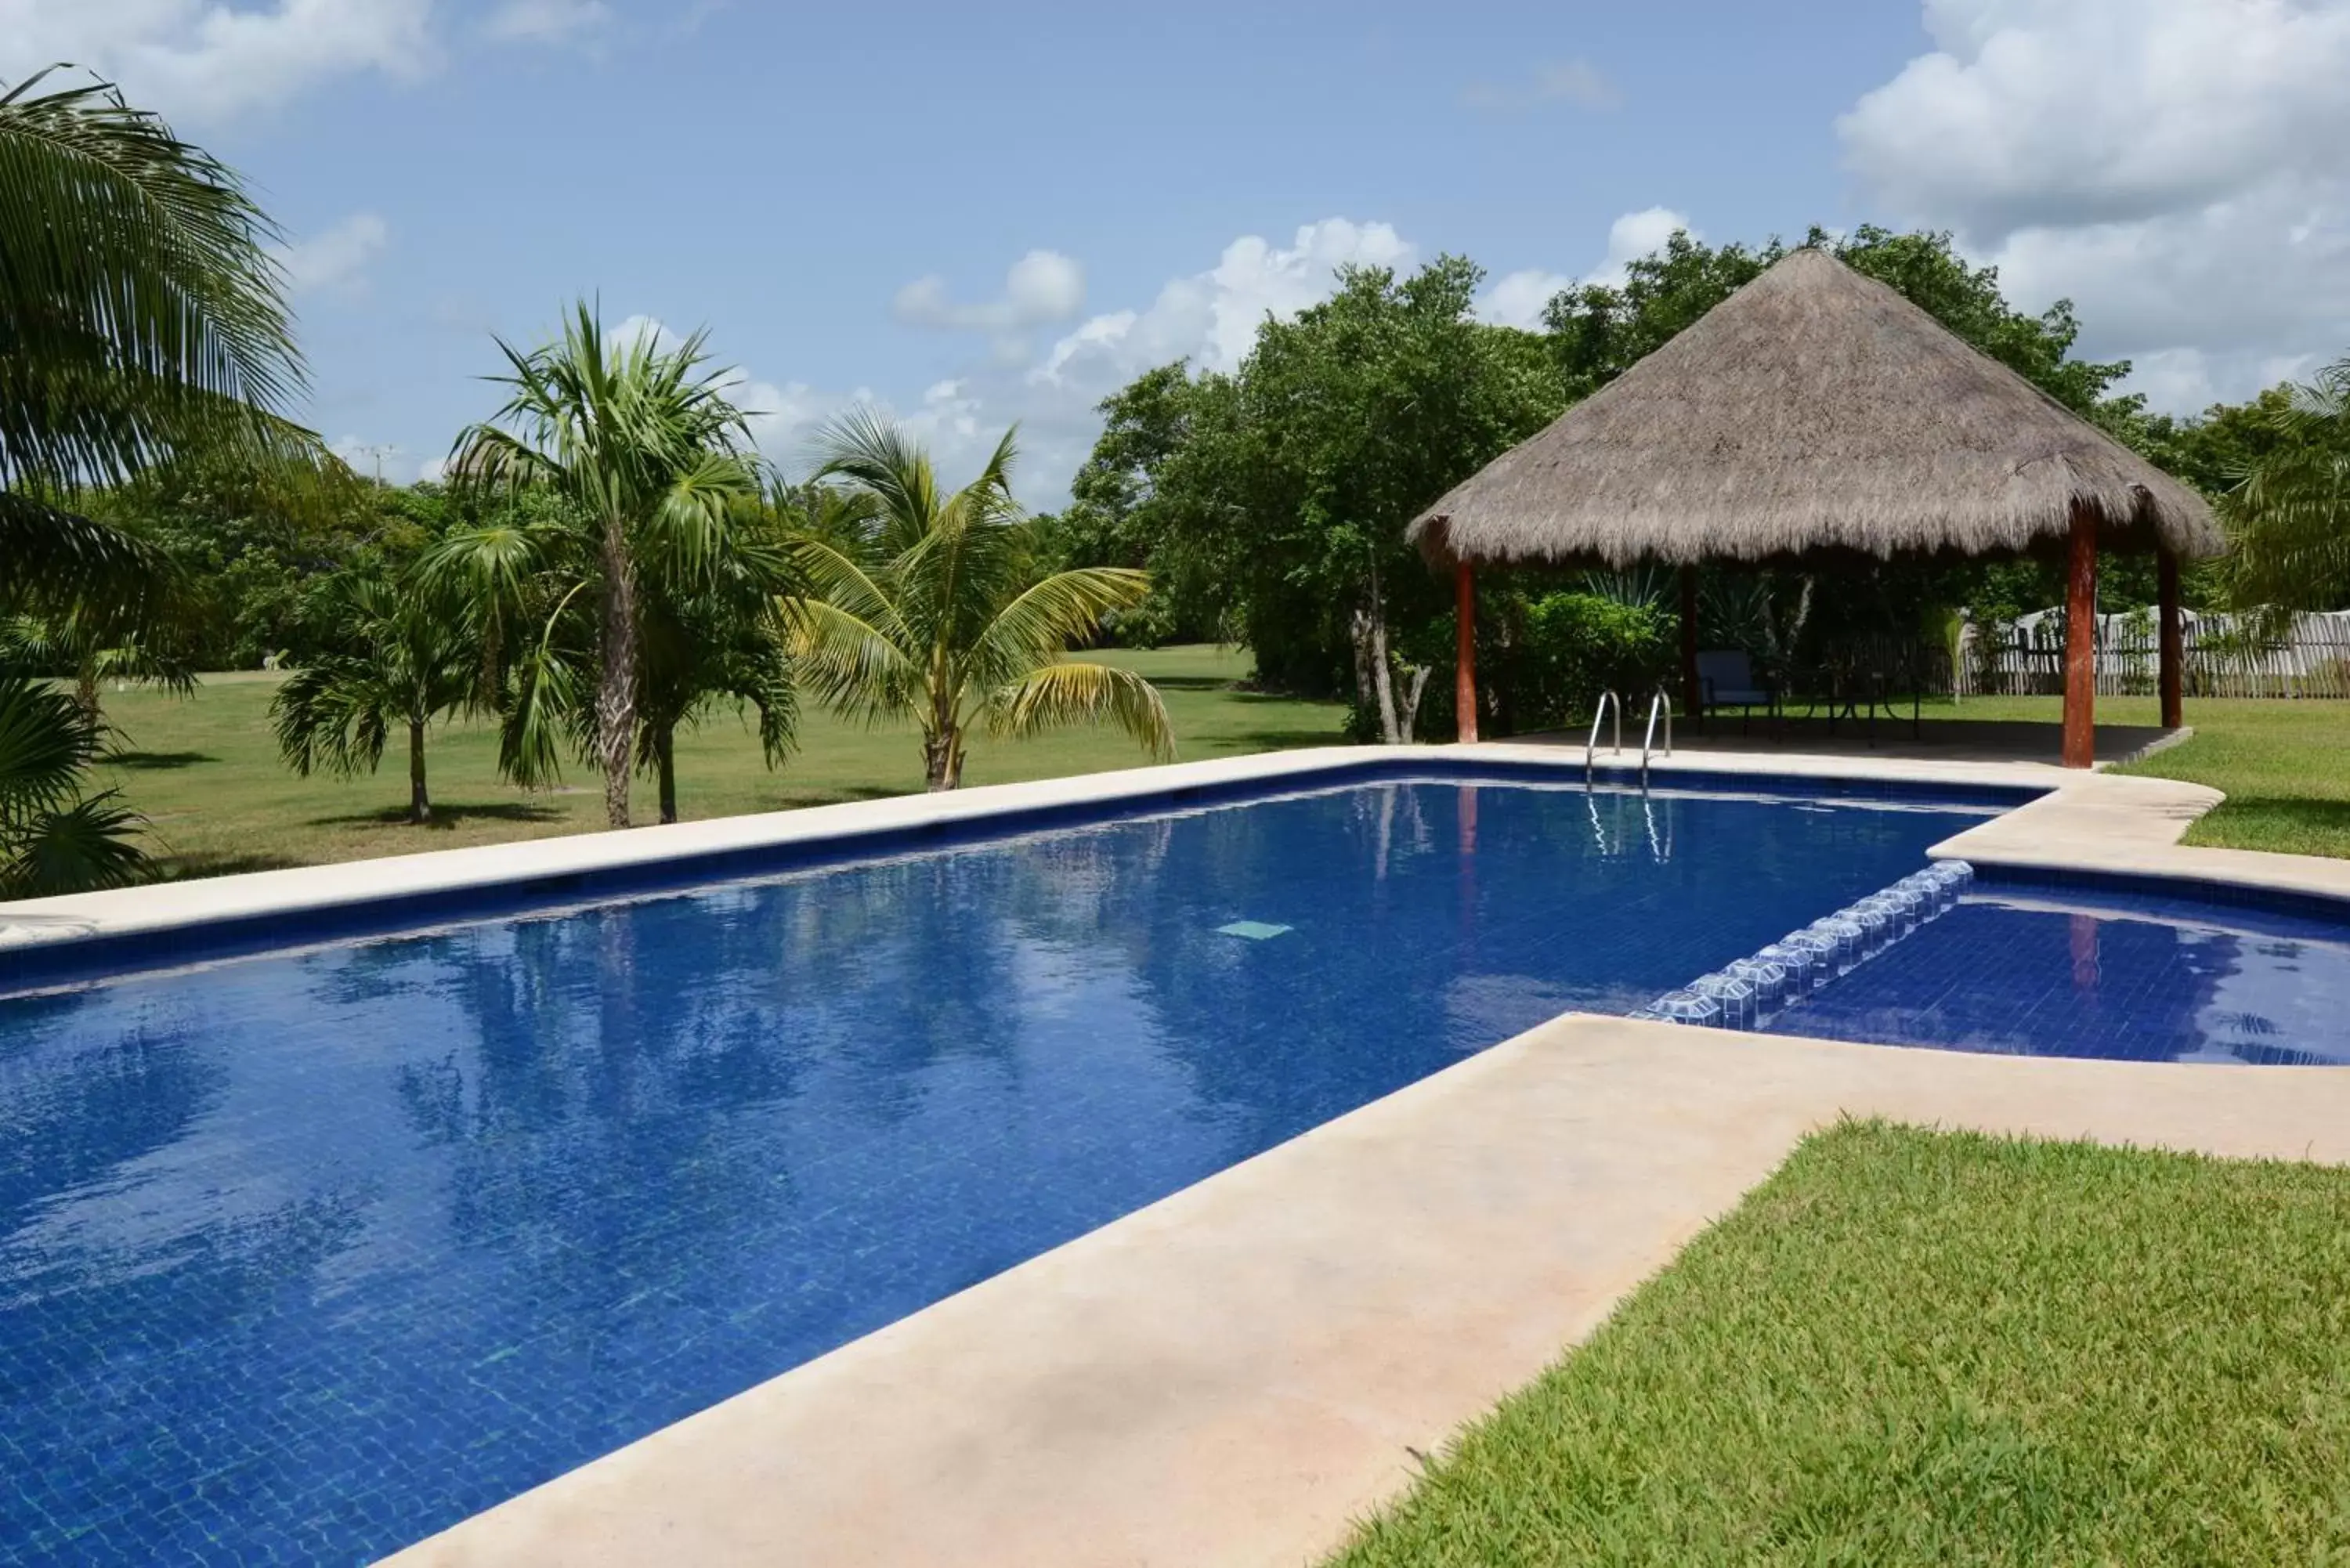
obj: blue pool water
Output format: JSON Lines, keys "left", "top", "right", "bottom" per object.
{"left": 1767, "top": 882, "right": 2350, "bottom": 1066}
{"left": 0, "top": 776, "right": 1979, "bottom": 1564}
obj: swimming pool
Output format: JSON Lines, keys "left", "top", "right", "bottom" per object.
{"left": 0, "top": 774, "right": 1989, "bottom": 1564}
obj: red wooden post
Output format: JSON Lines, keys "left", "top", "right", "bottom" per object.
{"left": 1678, "top": 565, "right": 1701, "bottom": 725}
{"left": 2062, "top": 500, "right": 2099, "bottom": 768}
{"left": 1454, "top": 561, "right": 1479, "bottom": 744}
{"left": 2157, "top": 544, "right": 2184, "bottom": 730}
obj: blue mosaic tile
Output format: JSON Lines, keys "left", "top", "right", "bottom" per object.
{"left": 1767, "top": 883, "right": 2350, "bottom": 1066}
{"left": 1, "top": 780, "right": 1994, "bottom": 1563}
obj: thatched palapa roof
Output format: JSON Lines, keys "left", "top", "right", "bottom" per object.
{"left": 1412, "top": 248, "right": 2223, "bottom": 569}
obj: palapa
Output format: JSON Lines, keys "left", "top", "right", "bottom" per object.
{"left": 1410, "top": 247, "right": 2222, "bottom": 570}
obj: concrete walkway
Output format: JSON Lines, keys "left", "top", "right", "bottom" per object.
{"left": 389, "top": 1018, "right": 2350, "bottom": 1568}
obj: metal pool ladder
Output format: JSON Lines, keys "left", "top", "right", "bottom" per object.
{"left": 1640, "top": 688, "right": 1673, "bottom": 788}
{"left": 1585, "top": 689, "right": 1622, "bottom": 782}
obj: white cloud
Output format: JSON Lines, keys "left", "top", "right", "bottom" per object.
{"left": 655, "top": 210, "right": 1706, "bottom": 514}
{"left": 1462, "top": 57, "right": 1621, "bottom": 111}
{"left": 2, "top": 0, "right": 437, "bottom": 123}
{"left": 482, "top": 0, "right": 610, "bottom": 43}
{"left": 3, "top": 0, "right": 613, "bottom": 123}
{"left": 1033, "top": 219, "right": 1412, "bottom": 391}
{"left": 1477, "top": 269, "right": 1574, "bottom": 331}
{"left": 1584, "top": 206, "right": 1694, "bottom": 288}
{"left": 1839, "top": 0, "right": 2350, "bottom": 410}
{"left": 273, "top": 210, "right": 387, "bottom": 297}
{"left": 606, "top": 313, "right": 687, "bottom": 355}
{"left": 895, "top": 250, "right": 1086, "bottom": 334}
{"left": 1473, "top": 207, "right": 1697, "bottom": 328}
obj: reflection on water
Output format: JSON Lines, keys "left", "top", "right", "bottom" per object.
{"left": 0, "top": 779, "right": 1970, "bottom": 1564}
{"left": 1771, "top": 888, "right": 2350, "bottom": 1066}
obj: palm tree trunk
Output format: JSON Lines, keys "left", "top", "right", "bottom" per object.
{"left": 74, "top": 655, "right": 99, "bottom": 722}
{"left": 656, "top": 724, "right": 678, "bottom": 824}
{"left": 923, "top": 728, "right": 957, "bottom": 791}
{"left": 408, "top": 717, "right": 432, "bottom": 825}
{"left": 597, "top": 517, "right": 637, "bottom": 829}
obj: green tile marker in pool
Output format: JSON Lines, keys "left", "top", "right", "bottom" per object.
{"left": 1218, "top": 919, "right": 1293, "bottom": 940}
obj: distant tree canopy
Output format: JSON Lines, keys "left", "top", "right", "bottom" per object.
{"left": 1047, "top": 255, "right": 1566, "bottom": 732}
{"left": 1054, "top": 224, "right": 2332, "bottom": 733}
{"left": 1538, "top": 225, "right": 2132, "bottom": 417}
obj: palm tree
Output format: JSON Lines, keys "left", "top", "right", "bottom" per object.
{"left": 792, "top": 412, "right": 1175, "bottom": 790}
{"left": 428, "top": 513, "right": 801, "bottom": 827}
{"left": 270, "top": 568, "right": 478, "bottom": 825}
{"left": 445, "top": 305, "right": 763, "bottom": 827}
{"left": 633, "top": 556, "right": 799, "bottom": 825}
{"left": 2227, "top": 352, "right": 2350, "bottom": 611}
{"left": 2, "top": 64, "right": 309, "bottom": 891}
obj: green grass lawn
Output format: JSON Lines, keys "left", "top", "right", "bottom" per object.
{"left": 78, "top": 656, "right": 2350, "bottom": 879}
{"left": 1332, "top": 1120, "right": 2350, "bottom": 1566}
{"left": 1921, "top": 694, "right": 2350, "bottom": 858}
{"left": 90, "top": 645, "right": 1348, "bottom": 879}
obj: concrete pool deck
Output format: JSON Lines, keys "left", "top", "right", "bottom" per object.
{"left": 386, "top": 1019, "right": 2350, "bottom": 1568}
{"left": 5, "top": 739, "right": 2348, "bottom": 1565}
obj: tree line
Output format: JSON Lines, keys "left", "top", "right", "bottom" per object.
{"left": 1035, "top": 226, "right": 2350, "bottom": 741}
{"left": 0, "top": 68, "right": 1170, "bottom": 895}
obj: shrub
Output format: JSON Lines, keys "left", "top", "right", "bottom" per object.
{"left": 1508, "top": 591, "right": 1673, "bottom": 732}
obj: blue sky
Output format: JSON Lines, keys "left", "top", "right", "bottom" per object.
{"left": 13, "top": 1, "right": 2350, "bottom": 502}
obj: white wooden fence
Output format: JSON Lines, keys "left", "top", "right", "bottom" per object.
{"left": 1960, "top": 609, "right": 2350, "bottom": 699}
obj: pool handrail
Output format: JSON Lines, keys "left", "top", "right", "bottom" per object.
{"left": 1641, "top": 688, "right": 1673, "bottom": 789}
{"left": 1585, "top": 689, "right": 1622, "bottom": 781}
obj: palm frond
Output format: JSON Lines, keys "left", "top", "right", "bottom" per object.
{"left": 0, "top": 789, "right": 146, "bottom": 896}
{"left": 989, "top": 661, "right": 1176, "bottom": 760}
{"left": 786, "top": 596, "right": 924, "bottom": 725}
{"left": 0, "top": 490, "right": 168, "bottom": 616}
{"left": 0, "top": 65, "right": 304, "bottom": 488}
{"left": 2225, "top": 352, "right": 2350, "bottom": 611}
{"left": 271, "top": 655, "right": 391, "bottom": 777}
{"left": 638, "top": 450, "right": 763, "bottom": 586}
{"left": 0, "top": 670, "right": 149, "bottom": 894}
{"left": 790, "top": 536, "right": 913, "bottom": 650}
{"left": 811, "top": 406, "right": 944, "bottom": 555}
{"left": 0, "top": 670, "right": 102, "bottom": 811}
{"left": 971, "top": 565, "right": 1152, "bottom": 677}
{"left": 497, "top": 625, "right": 587, "bottom": 790}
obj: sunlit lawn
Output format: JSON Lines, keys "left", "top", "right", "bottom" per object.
{"left": 92, "top": 645, "right": 1348, "bottom": 880}
{"left": 1918, "top": 693, "right": 2350, "bottom": 858}
{"left": 1332, "top": 1121, "right": 2350, "bottom": 1566}
{"left": 83, "top": 659, "right": 2350, "bottom": 880}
